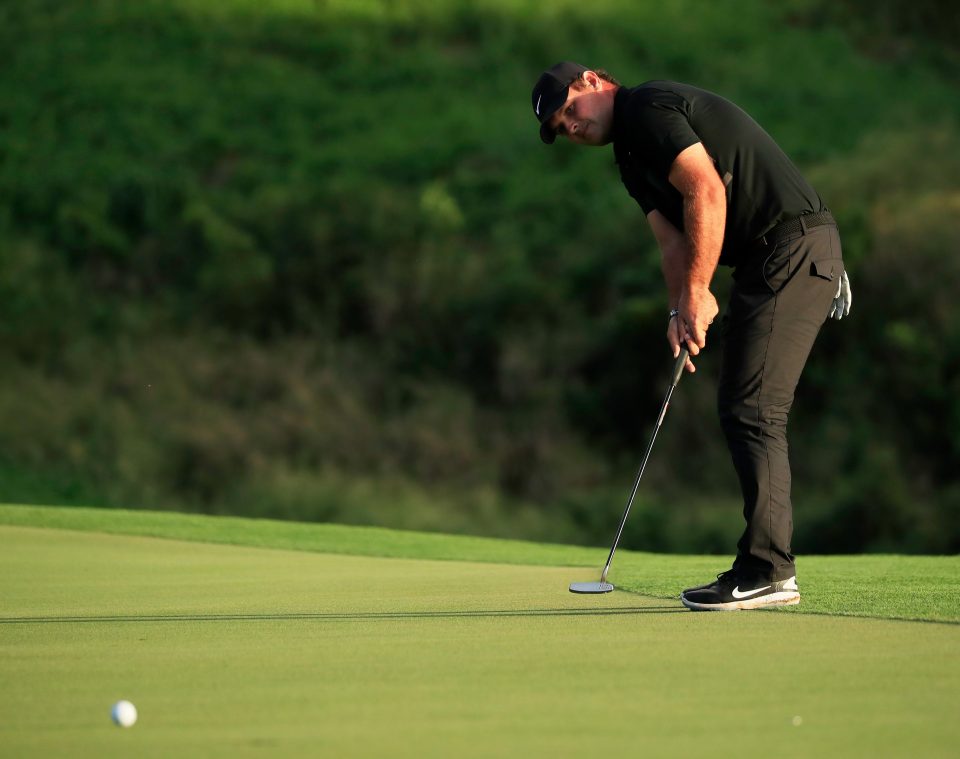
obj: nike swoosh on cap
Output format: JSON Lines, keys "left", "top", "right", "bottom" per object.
{"left": 535, "top": 94, "right": 542, "bottom": 116}
{"left": 731, "top": 585, "right": 772, "bottom": 599}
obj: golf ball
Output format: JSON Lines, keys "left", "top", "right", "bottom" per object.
{"left": 111, "top": 700, "right": 138, "bottom": 728}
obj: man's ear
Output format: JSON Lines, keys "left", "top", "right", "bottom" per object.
{"left": 582, "top": 71, "right": 602, "bottom": 90}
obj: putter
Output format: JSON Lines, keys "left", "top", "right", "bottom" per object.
{"left": 569, "top": 346, "right": 690, "bottom": 594}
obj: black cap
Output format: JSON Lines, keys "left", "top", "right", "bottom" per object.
{"left": 531, "top": 62, "right": 588, "bottom": 144}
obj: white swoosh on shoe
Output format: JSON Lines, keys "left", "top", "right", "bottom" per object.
{"left": 731, "top": 585, "right": 772, "bottom": 599}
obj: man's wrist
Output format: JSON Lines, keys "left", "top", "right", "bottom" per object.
{"left": 684, "top": 279, "right": 711, "bottom": 295}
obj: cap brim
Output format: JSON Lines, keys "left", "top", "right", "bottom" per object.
{"left": 540, "top": 121, "right": 557, "bottom": 144}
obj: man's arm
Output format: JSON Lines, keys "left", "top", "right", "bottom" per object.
{"left": 647, "top": 209, "right": 696, "bottom": 372}
{"left": 667, "top": 142, "right": 724, "bottom": 354}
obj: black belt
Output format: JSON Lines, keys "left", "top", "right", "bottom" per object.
{"left": 757, "top": 210, "right": 836, "bottom": 248}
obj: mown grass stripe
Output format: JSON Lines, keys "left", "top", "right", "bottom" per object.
{"left": 2, "top": 504, "right": 958, "bottom": 623}
{"left": 0, "top": 606, "right": 683, "bottom": 625}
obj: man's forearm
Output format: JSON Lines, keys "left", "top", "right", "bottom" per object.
{"left": 682, "top": 182, "right": 725, "bottom": 291}
{"left": 661, "top": 243, "right": 687, "bottom": 309}
{"left": 662, "top": 142, "right": 725, "bottom": 350}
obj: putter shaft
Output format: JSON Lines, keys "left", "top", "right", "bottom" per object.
{"left": 598, "top": 347, "right": 689, "bottom": 585}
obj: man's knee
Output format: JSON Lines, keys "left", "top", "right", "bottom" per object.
{"left": 718, "top": 394, "right": 790, "bottom": 437}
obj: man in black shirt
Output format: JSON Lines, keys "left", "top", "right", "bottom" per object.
{"left": 531, "top": 62, "right": 851, "bottom": 610}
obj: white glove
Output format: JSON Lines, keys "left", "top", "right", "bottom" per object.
{"left": 829, "top": 270, "right": 852, "bottom": 320}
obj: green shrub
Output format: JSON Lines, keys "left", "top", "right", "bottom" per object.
{"left": 0, "top": 0, "right": 957, "bottom": 551}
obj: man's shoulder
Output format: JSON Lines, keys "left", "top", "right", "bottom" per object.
{"left": 616, "top": 82, "right": 691, "bottom": 117}
{"left": 622, "top": 80, "right": 691, "bottom": 98}
{"left": 623, "top": 80, "right": 724, "bottom": 105}
{"left": 613, "top": 82, "right": 692, "bottom": 142}
{"left": 630, "top": 80, "right": 687, "bottom": 92}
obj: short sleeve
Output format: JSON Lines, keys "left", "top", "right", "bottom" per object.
{"left": 626, "top": 89, "right": 701, "bottom": 171}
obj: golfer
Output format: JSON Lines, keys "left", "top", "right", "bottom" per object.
{"left": 531, "top": 62, "right": 851, "bottom": 610}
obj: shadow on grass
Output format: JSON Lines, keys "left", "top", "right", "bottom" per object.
{"left": 0, "top": 607, "right": 685, "bottom": 624}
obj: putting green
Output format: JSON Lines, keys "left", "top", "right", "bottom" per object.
{"left": 1, "top": 524, "right": 957, "bottom": 758}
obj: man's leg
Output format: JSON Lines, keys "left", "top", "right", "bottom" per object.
{"left": 718, "top": 224, "right": 842, "bottom": 582}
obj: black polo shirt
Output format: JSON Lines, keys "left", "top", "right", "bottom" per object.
{"left": 612, "top": 82, "right": 824, "bottom": 266}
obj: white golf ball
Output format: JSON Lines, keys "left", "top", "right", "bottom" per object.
{"left": 111, "top": 700, "right": 138, "bottom": 728}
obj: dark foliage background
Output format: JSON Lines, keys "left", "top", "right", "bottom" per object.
{"left": 1, "top": 0, "right": 957, "bottom": 553}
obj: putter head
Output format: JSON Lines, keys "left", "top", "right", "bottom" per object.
{"left": 569, "top": 581, "right": 614, "bottom": 594}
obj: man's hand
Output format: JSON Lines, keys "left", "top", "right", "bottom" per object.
{"left": 667, "top": 312, "right": 697, "bottom": 373}
{"left": 829, "top": 271, "right": 852, "bottom": 320}
{"left": 678, "top": 285, "right": 719, "bottom": 354}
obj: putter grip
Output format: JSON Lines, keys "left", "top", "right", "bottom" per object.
{"left": 672, "top": 347, "right": 689, "bottom": 386}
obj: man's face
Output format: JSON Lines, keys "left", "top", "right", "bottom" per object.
{"left": 547, "top": 80, "right": 614, "bottom": 146}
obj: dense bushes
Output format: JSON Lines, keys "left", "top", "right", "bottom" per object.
{"left": 0, "top": 0, "right": 957, "bottom": 552}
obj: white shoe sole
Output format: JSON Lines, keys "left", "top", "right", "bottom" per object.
{"left": 680, "top": 591, "right": 801, "bottom": 611}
